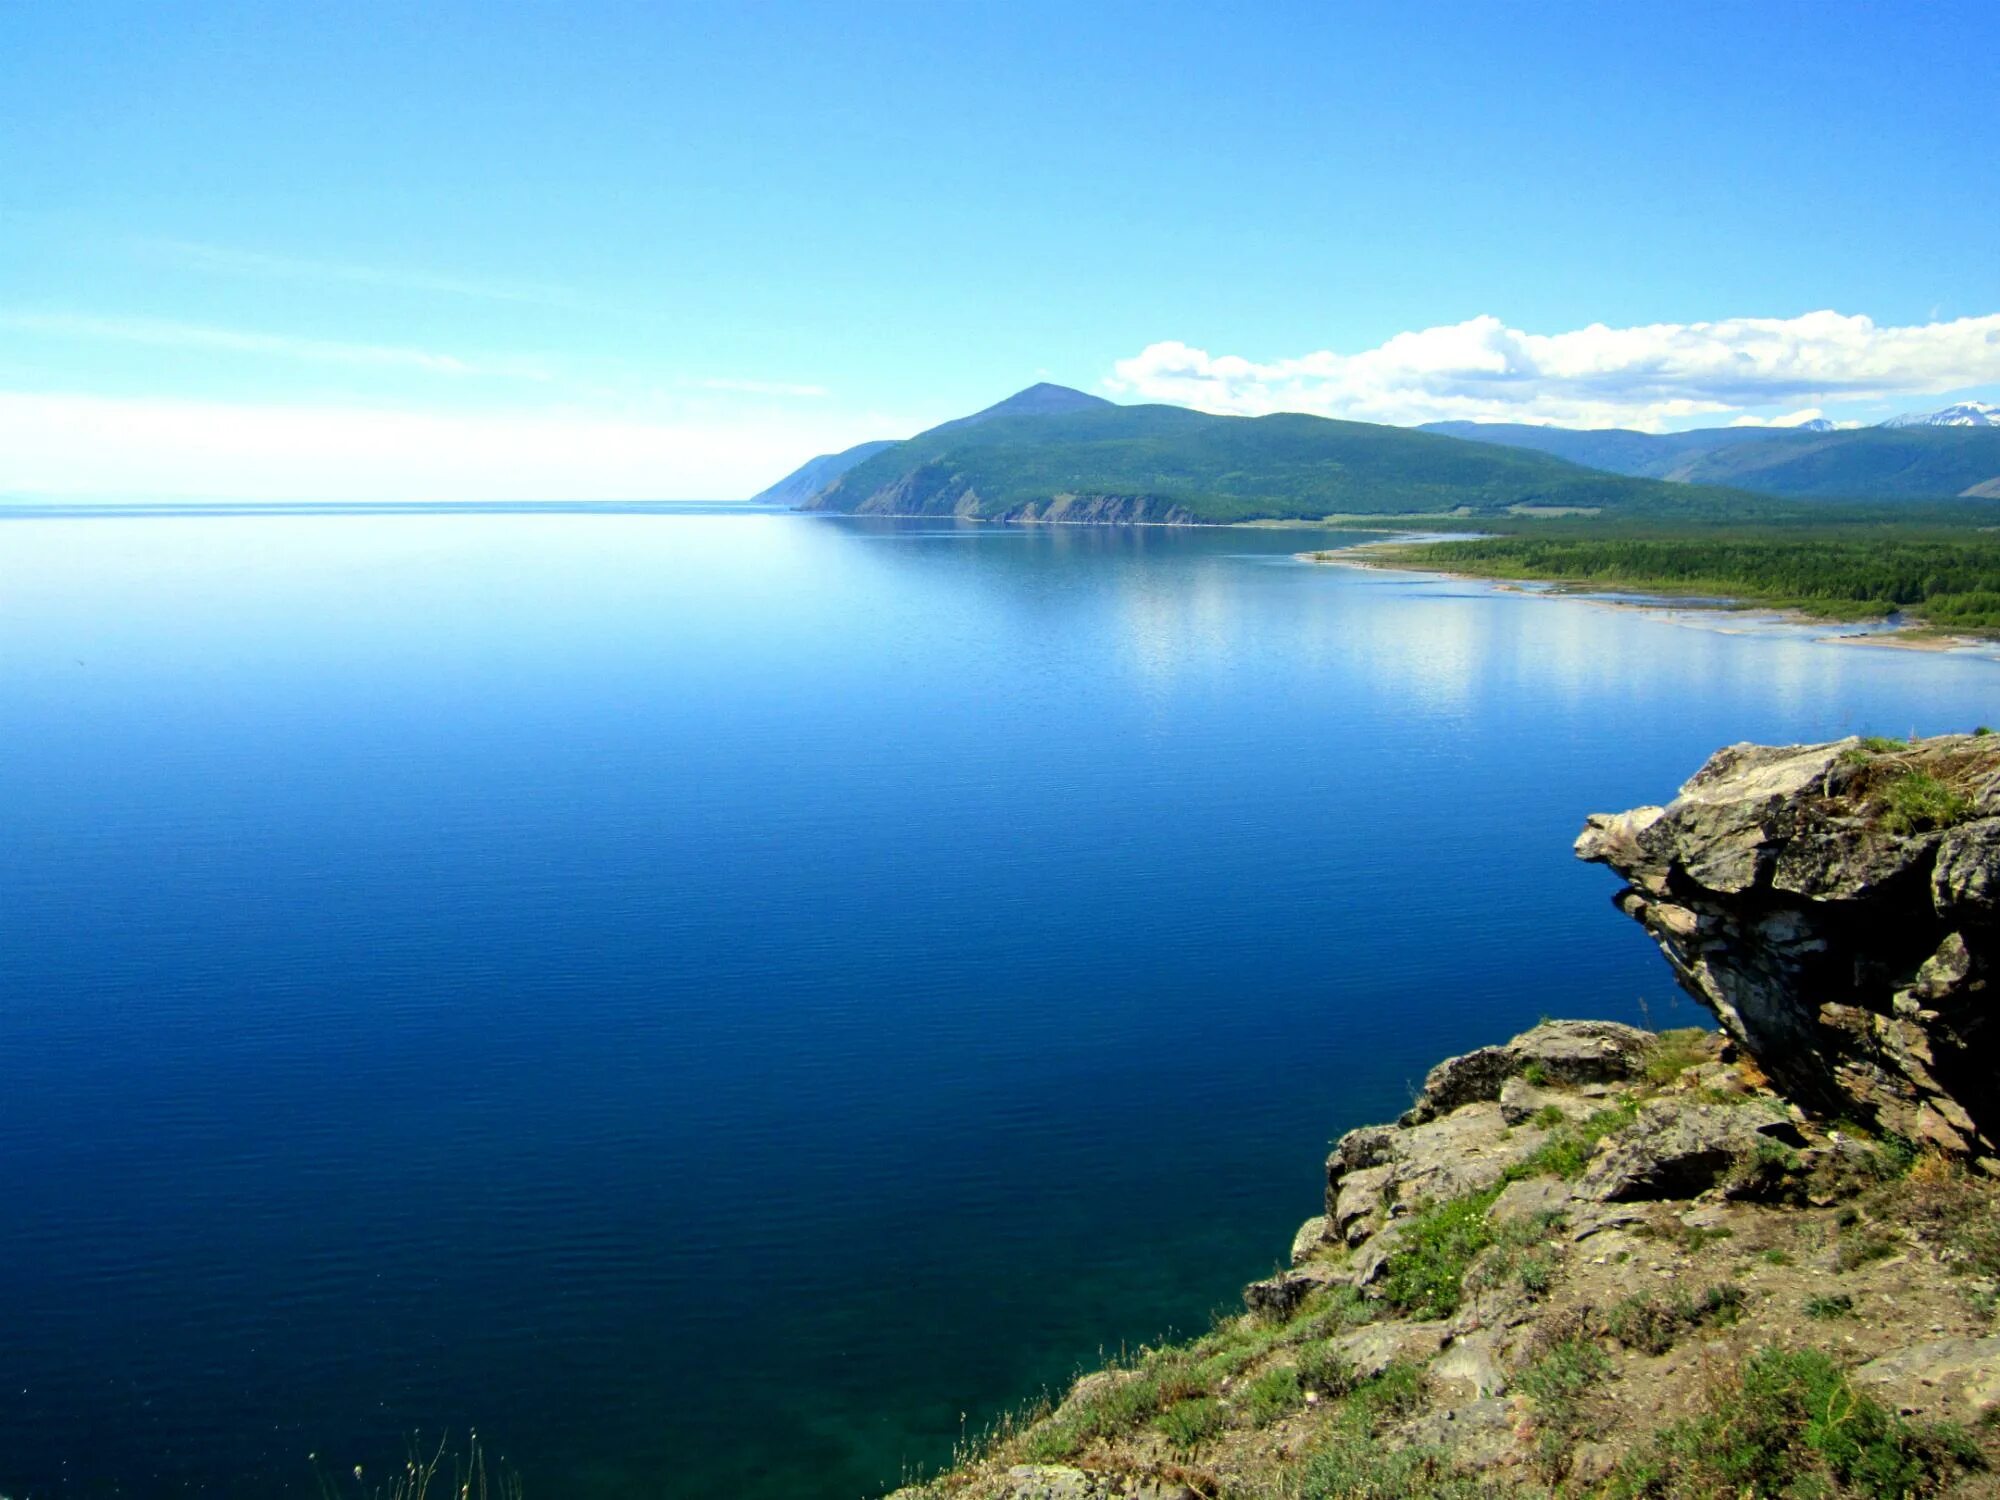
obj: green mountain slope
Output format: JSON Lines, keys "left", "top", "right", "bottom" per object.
{"left": 1421, "top": 421, "right": 2000, "bottom": 500}
{"left": 748, "top": 384, "right": 1112, "bottom": 503}
{"left": 803, "top": 396, "right": 1770, "bottom": 523}
{"left": 750, "top": 439, "right": 897, "bottom": 505}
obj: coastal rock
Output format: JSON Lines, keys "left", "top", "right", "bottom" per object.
{"left": 1400, "top": 1020, "right": 1652, "bottom": 1125}
{"left": 1579, "top": 733, "right": 2000, "bottom": 1163}
{"left": 1243, "top": 1262, "right": 1342, "bottom": 1318}
{"left": 1289, "top": 1215, "right": 1334, "bottom": 1265}
{"left": 1577, "top": 1099, "right": 1800, "bottom": 1202}
{"left": 1327, "top": 1102, "right": 1549, "bottom": 1244}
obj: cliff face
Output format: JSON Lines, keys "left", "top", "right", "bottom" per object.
{"left": 1578, "top": 733, "right": 1999, "bottom": 1168}
{"left": 802, "top": 459, "right": 1199, "bottom": 525}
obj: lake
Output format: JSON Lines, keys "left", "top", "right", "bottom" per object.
{"left": 2, "top": 506, "right": 1994, "bottom": 1498}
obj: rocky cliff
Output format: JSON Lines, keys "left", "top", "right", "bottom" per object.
{"left": 892, "top": 736, "right": 2000, "bottom": 1500}
{"left": 1578, "top": 733, "right": 1999, "bottom": 1167}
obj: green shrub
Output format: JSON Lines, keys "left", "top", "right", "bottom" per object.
{"left": 1881, "top": 771, "right": 1975, "bottom": 834}
{"left": 1379, "top": 1189, "right": 1500, "bottom": 1317}
{"left": 1347, "top": 1359, "right": 1429, "bottom": 1423}
{"left": 1516, "top": 1250, "right": 1556, "bottom": 1298}
{"left": 1518, "top": 1332, "right": 1610, "bottom": 1478}
{"left": 1153, "top": 1396, "right": 1225, "bottom": 1451}
{"left": 1835, "top": 1227, "right": 1900, "bottom": 1272}
{"left": 1242, "top": 1365, "right": 1303, "bottom": 1428}
{"left": 1294, "top": 1343, "right": 1358, "bottom": 1400}
{"left": 1508, "top": 1098, "right": 1642, "bottom": 1182}
{"left": 1602, "top": 1284, "right": 1742, "bottom": 1355}
{"left": 1806, "top": 1293, "right": 1855, "bottom": 1319}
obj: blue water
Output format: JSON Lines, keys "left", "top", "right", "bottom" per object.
{"left": 1, "top": 508, "right": 1994, "bottom": 1499}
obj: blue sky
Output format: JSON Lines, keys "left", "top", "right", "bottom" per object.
{"left": 3, "top": 1, "right": 1998, "bottom": 499}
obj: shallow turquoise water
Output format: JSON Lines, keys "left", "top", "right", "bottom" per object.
{"left": 0, "top": 508, "right": 1994, "bottom": 1498}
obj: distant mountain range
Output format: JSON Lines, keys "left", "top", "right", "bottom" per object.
{"left": 1882, "top": 400, "right": 2000, "bottom": 429}
{"left": 774, "top": 384, "right": 1761, "bottom": 524}
{"left": 749, "top": 386, "right": 2000, "bottom": 521}
{"left": 1420, "top": 414, "right": 2000, "bottom": 500}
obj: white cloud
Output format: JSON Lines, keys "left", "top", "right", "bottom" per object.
{"left": 137, "top": 237, "right": 575, "bottom": 306}
{"left": 1727, "top": 408, "right": 1823, "bottom": 427}
{"left": 1725, "top": 407, "right": 1862, "bottom": 430}
{"left": 0, "top": 391, "right": 902, "bottom": 502}
{"left": 1107, "top": 311, "right": 2000, "bottom": 431}
{"left": 1, "top": 310, "right": 553, "bottom": 381}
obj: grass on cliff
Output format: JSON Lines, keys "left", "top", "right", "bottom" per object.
{"left": 1834, "top": 738, "right": 1983, "bottom": 833}
{"left": 1517, "top": 1326, "right": 1611, "bottom": 1480}
{"left": 1881, "top": 771, "right": 1977, "bottom": 833}
{"left": 1508, "top": 1097, "right": 1644, "bottom": 1182}
{"left": 1607, "top": 1346, "right": 1983, "bottom": 1499}
{"left": 1378, "top": 1188, "right": 1502, "bottom": 1318}
{"left": 991, "top": 1283, "right": 1379, "bottom": 1468}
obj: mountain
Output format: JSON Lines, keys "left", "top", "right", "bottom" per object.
{"left": 1882, "top": 400, "right": 2000, "bottom": 429}
{"left": 747, "top": 385, "right": 1111, "bottom": 504}
{"left": 801, "top": 398, "right": 1765, "bottom": 524}
{"left": 749, "top": 439, "right": 898, "bottom": 505}
{"left": 918, "top": 381, "right": 1112, "bottom": 436}
{"left": 1421, "top": 420, "right": 2000, "bottom": 500}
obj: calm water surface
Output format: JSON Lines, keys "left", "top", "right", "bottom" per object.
{"left": 2, "top": 508, "right": 1995, "bottom": 1498}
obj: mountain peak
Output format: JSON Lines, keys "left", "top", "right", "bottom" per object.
{"left": 922, "top": 382, "right": 1112, "bottom": 436}
{"left": 1881, "top": 400, "right": 2000, "bottom": 429}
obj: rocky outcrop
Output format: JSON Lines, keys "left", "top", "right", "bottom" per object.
{"left": 1578, "top": 734, "right": 2000, "bottom": 1167}
{"left": 899, "top": 1015, "right": 2000, "bottom": 1500}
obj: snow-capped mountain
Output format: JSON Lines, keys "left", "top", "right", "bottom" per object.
{"left": 1880, "top": 401, "right": 2000, "bottom": 428}
{"left": 1793, "top": 418, "right": 1837, "bottom": 432}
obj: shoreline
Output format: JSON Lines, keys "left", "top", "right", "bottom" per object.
{"left": 1300, "top": 538, "right": 1996, "bottom": 654}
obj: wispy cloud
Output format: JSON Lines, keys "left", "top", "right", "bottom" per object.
{"left": 686, "top": 376, "right": 831, "bottom": 398}
{"left": 1, "top": 310, "right": 552, "bottom": 381}
{"left": 137, "top": 237, "right": 575, "bottom": 306}
{"left": 1108, "top": 311, "right": 2000, "bottom": 430}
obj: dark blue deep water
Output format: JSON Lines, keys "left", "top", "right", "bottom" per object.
{"left": 2, "top": 507, "right": 1996, "bottom": 1498}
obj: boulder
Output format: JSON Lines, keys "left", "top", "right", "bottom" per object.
{"left": 1329, "top": 1320, "right": 1448, "bottom": 1379}
{"left": 1243, "top": 1262, "right": 1343, "bottom": 1318}
{"left": 1400, "top": 1020, "right": 1652, "bottom": 1125}
{"left": 1578, "top": 1100, "right": 1801, "bottom": 1202}
{"left": 1852, "top": 1337, "right": 2000, "bottom": 1422}
{"left": 1290, "top": 1214, "right": 1335, "bottom": 1265}
{"left": 1431, "top": 1330, "right": 1509, "bottom": 1397}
